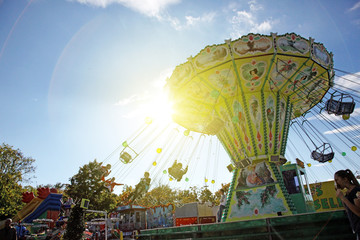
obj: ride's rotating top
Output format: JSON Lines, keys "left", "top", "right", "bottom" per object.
{"left": 166, "top": 33, "right": 334, "bottom": 166}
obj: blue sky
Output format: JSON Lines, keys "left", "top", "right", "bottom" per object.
{"left": 1, "top": 0, "right": 360, "bottom": 193}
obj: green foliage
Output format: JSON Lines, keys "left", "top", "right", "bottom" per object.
{"left": 214, "top": 183, "right": 231, "bottom": 205}
{"left": 63, "top": 204, "right": 85, "bottom": 240}
{"left": 0, "top": 180, "right": 23, "bottom": 219}
{"left": 0, "top": 143, "right": 36, "bottom": 219}
{"left": 136, "top": 184, "right": 177, "bottom": 207}
{"left": 65, "top": 160, "right": 117, "bottom": 219}
{"left": 44, "top": 157, "right": 229, "bottom": 221}
{"left": 199, "top": 186, "right": 216, "bottom": 204}
{"left": 177, "top": 186, "right": 199, "bottom": 204}
{"left": 22, "top": 185, "right": 38, "bottom": 195}
{"left": 122, "top": 184, "right": 223, "bottom": 208}
{"left": 117, "top": 185, "right": 133, "bottom": 206}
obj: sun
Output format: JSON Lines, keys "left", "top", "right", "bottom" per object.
{"left": 140, "top": 90, "right": 174, "bottom": 126}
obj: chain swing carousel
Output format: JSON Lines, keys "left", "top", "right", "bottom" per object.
{"left": 165, "top": 32, "right": 343, "bottom": 221}
{"left": 101, "top": 32, "right": 360, "bottom": 225}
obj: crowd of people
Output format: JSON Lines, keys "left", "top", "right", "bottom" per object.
{"left": 0, "top": 218, "right": 61, "bottom": 240}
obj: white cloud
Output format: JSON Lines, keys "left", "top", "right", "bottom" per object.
{"left": 115, "top": 94, "right": 150, "bottom": 106}
{"left": 71, "top": 0, "right": 215, "bottom": 31}
{"left": 165, "top": 15, "right": 182, "bottom": 30}
{"left": 228, "top": 1, "right": 275, "bottom": 38}
{"left": 230, "top": 11, "right": 254, "bottom": 37}
{"left": 348, "top": 1, "right": 360, "bottom": 11}
{"left": 323, "top": 124, "right": 360, "bottom": 135}
{"left": 248, "top": 0, "right": 263, "bottom": 11}
{"left": 306, "top": 107, "right": 360, "bottom": 121}
{"left": 251, "top": 20, "right": 272, "bottom": 33}
{"left": 236, "top": 10, "right": 252, "bottom": 20}
{"left": 334, "top": 71, "right": 360, "bottom": 91}
{"left": 306, "top": 111, "right": 340, "bottom": 121}
{"left": 185, "top": 16, "right": 200, "bottom": 26}
{"left": 115, "top": 91, "right": 155, "bottom": 119}
{"left": 167, "top": 12, "right": 215, "bottom": 30}
{"left": 70, "top": 0, "right": 180, "bottom": 18}
{"left": 312, "top": 163, "right": 327, "bottom": 168}
{"left": 185, "top": 12, "right": 216, "bottom": 26}
{"left": 351, "top": 108, "right": 360, "bottom": 117}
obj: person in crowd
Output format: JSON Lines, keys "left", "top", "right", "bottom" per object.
{"left": 217, "top": 189, "right": 227, "bottom": 222}
{"left": 15, "top": 222, "right": 26, "bottom": 240}
{"left": 335, "top": 169, "right": 360, "bottom": 239}
{"left": 0, "top": 218, "right": 17, "bottom": 240}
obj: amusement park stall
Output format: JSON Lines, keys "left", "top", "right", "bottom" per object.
{"left": 146, "top": 204, "right": 174, "bottom": 229}
{"left": 109, "top": 204, "right": 176, "bottom": 237}
{"left": 110, "top": 203, "right": 221, "bottom": 237}
{"left": 308, "top": 180, "right": 345, "bottom": 212}
{"left": 175, "top": 202, "right": 217, "bottom": 226}
{"left": 110, "top": 205, "right": 147, "bottom": 238}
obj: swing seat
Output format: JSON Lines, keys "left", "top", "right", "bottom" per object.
{"left": 168, "top": 168, "right": 181, "bottom": 181}
{"left": 168, "top": 167, "right": 186, "bottom": 181}
{"left": 311, "top": 151, "right": 334, "bottom": 163}
{"left": 325, "top": 99, "right": 355, "bottom": 115}
{"left": 325, "top": 91, "right": 356, "bottom": 116}
{"left": 120, "top": 152, "right": 132, "bottom": 164}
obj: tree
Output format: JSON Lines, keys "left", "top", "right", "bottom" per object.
{"left": 63, "top": 204, "right": 84, "bottom": 240}
{"left": 117, "top": 185, "right": 133, "bottom": 206}
{"left": 116, "top": 183, "right": 228, "bottom": 209}
{"left": 22, "top": 185, "right": 38, "bottom": 195}
{"left": 0, "top": 143, "right": 36, "bottom": 219}
{"left": 199, "top": 186, "right": 216, "bottom": 205}
{"left": 176, "top": 186, "right": 199, "bottom": 205}
{"left": 65, "top": 160, "right": 118, "bottom": 219}
{"left": 136, "top": 184, "right": 177, "bottom": 207}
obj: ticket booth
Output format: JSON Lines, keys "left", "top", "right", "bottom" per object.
{"left": 279, "top": 160, "right": 315, "bottom": 214}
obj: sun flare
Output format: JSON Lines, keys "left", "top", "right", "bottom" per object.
{"left": 140, "top": 91, "right": 174, "bottom": 126}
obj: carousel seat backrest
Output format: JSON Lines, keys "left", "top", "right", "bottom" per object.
{"left": 120, "top": 152, "right": 132, "bottom": 163}
{"left": 311, "top": 150, "right": 334, "bottom": 163}
{"left": 325, "top": 98, "right": 355, "bottom": 115}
